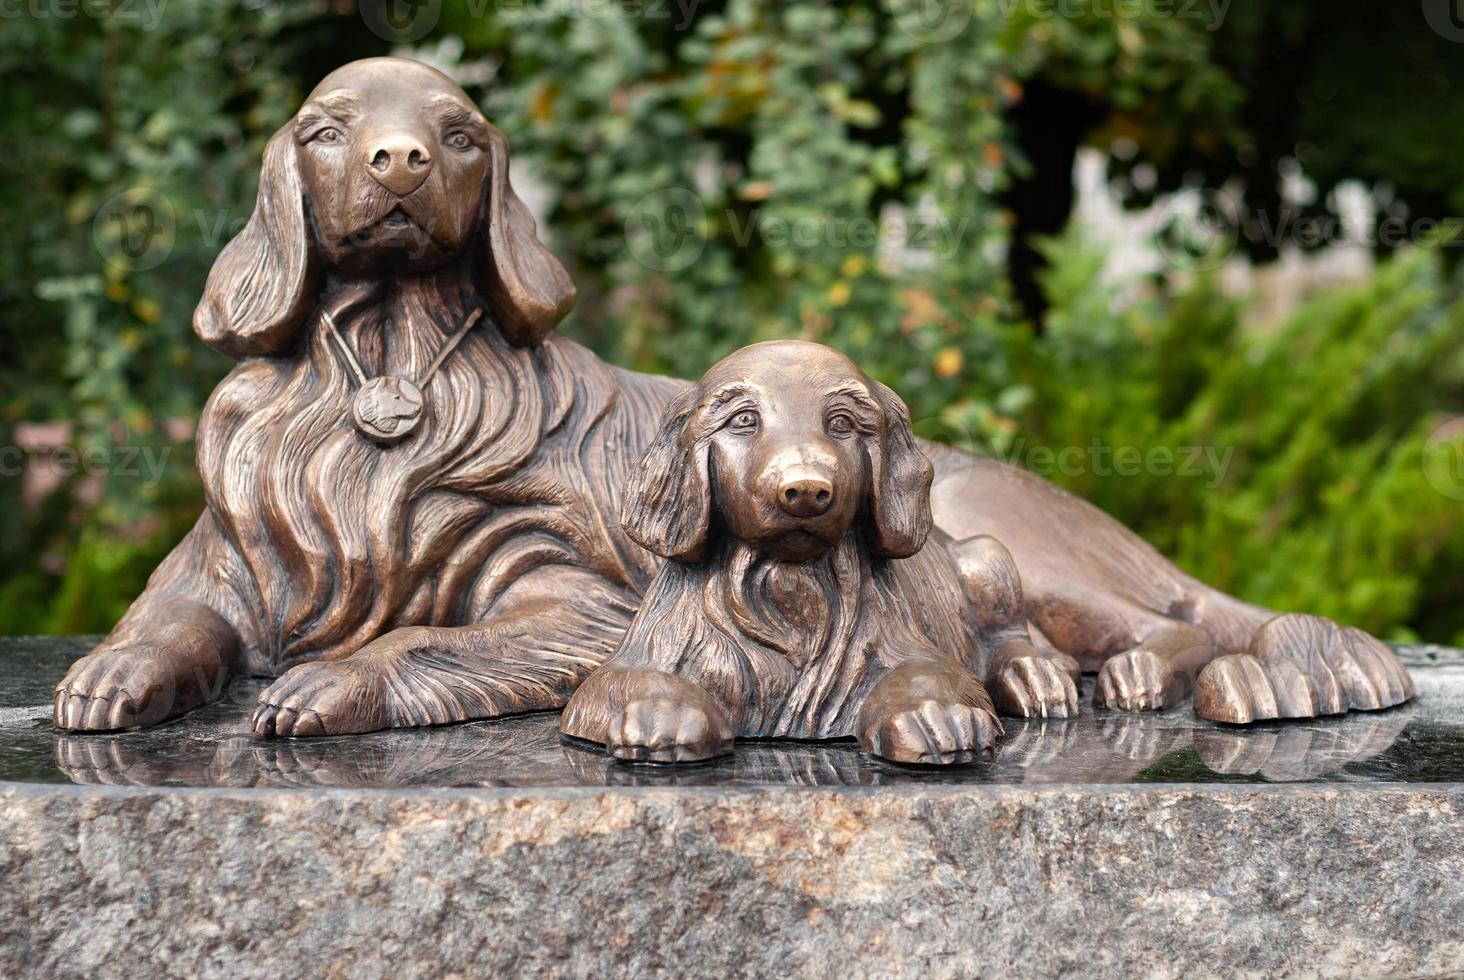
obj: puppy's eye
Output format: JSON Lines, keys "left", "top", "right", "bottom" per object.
{"left": 445, "top": 132, "right": 473, "bottom": 150}
{"left": 826, "top": 412, "right": 856, "bottom": 437}
{"left": 313, "top": 127, "right": 343, "bottom": 144}
{"left": 727, "top": 410, "right": 760, "bottom": 435}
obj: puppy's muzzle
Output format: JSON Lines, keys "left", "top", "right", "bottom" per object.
{"left": 777, "top": 468, "right": 834, "bottom": 518}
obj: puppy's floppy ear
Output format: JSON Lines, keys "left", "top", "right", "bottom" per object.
{"left": 864, "top": 380, "right": 935, "bottom": 558}
{"left": 194, "top": 124, "right": 319, "bottom": 358}
{"left": 479, "top": 125, "right": 576, "bottom": 347}
{"left": 621, "top": 386, "right": 712, "bottom": 563}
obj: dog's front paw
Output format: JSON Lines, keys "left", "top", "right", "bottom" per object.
{"left": 860, "top": 700, "right": 1000, "bottom": 765}
{"left": 252, "top": 660, "right": 390, "bottom": 738}
{"left": 991, "top": 653, "right": 1080, "bottom": 719}
{"left": 1094, "top": 649, "right": 1184, "bottom": 713}
{"left": 605, "top": 698, "right": 734, "bottom": 763}
{"left": 55, "top": 644, "right": 223, "bottom": 732}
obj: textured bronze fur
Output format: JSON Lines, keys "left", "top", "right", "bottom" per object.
{"left": 54, "top": 58, "right": 1414, "bottom": 736}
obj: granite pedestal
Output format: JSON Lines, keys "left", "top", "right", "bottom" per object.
{"left": 3, "top": 637, "right": 1462, "bottom": 977}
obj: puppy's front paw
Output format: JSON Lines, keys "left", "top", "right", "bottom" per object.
{"left": 1094, "top": 649, "right": 1183, "bottom": 713}
{"left": 606, "top": 698, "right": 734, "bottom": 764}
{"left": 860, "top": 700, "right": 1000, "bottom": 765}
{"left": 992, "top": 653, "right": 1080, "bottom": 719}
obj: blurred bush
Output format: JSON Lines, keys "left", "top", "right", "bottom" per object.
{"left": 1014, "top": 237, "right": 1464, "bottom": 643}
{"left": 0, "top": 1, "right": 1460, "bottom": 643}
{"left": 0, "top": 1, "right": 384, "bottom": 632}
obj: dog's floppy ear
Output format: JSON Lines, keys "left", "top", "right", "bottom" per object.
{"left": 479, "top": 125, "right": 576, "bottom": 348}
{"left": 864, "top": 380, "right": 934, "bottom": 558}
{"left": 621, "top": 386, "right": 712, "bottom": 563}
{"left": 194, "top": 124, "right": 318, "bottom": 358}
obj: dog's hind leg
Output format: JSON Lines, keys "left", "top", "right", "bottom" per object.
{"left": 252, "top": 572, "right": 637, "bottom": 737}
{"left": 1192, "top": 613, "right": 1415, "bottom": 724}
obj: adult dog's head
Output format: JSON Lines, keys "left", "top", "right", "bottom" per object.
{"left": 623, "top": 341, "right": 934, "bottom": 564}
{"left": 194, "top": 57, "right": 574, "bottom": 357}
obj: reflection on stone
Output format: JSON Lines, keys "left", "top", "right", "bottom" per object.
{"left": 54, "top": 734, "right": 206, "bottom": 787}
{"left": 997, "top": 718, "right": 1082, "bottom": 769}
{"left": 46, "top": 702, "right": 1417, "bottom": 789}
{"left": 24, "top": 659, "right": 1446, "bottom": 789}
{"left": 1096, "top": 712, "right": 1193, "bottom": 764}
{"left": 563, "top": 738, "right": 885, "bottom": 787}
{"left": 1195, "top": 713, "right": 1410, "bottom": 782}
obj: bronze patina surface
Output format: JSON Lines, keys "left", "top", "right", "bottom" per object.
{"left": 52, "top": 57, "right": 1414, "bottom": 738}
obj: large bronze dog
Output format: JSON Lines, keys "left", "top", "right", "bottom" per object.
{"left": 54, "top": 57, "right": 1413, "bottom": 735}
{"left": 562, "top": 342, "right": 1034, "bottom": 764}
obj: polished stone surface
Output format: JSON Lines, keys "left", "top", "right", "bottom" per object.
{"left": 7, "top": 637, "right": 1464, "bottom": 978}
{"left": 5, "top": 636, "right": 1462, "bottom": 787}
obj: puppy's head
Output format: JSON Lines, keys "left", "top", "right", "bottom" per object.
{"left": 195, "top": 57, "right": 574, "bottom": 357}
{"left": 623, "top": 341, "right": 934, "bottom": 564}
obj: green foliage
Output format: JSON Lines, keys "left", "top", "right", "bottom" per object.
{"left": 994, "top": 0, "right": 1244, "bottom": 162}
{"left": 1, "top": 2, "right": 1459, "bottom": 647}
{"left": 0, "top": 2, "right": 385, "bottom": 633}
{"left": 442, "top": 0, "right": 1018, "bottom": 418}
{"left": 1012, "top": 236, "right": 1464, "bottom": 643}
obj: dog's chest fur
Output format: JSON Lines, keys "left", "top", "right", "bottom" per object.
{"left": 620, "top": 534, "right": 980, "bottom": 739}
{"left": 194, "top": 271, "right": 669, "bottom": 669}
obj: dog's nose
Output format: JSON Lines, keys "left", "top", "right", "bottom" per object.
{"left": 778, "top": 473, "right": 834, "bottom": 518}
{"left": 366, "top": 134, "right": 432, "bottom": 196}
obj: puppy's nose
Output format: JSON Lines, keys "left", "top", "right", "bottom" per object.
{"left": 366, "top": 134, "right": 432, "bottom": 196}
{"left": 778, "top": 473, "right": 834, "bottom": 518}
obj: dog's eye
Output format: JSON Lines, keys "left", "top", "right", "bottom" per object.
{"left": 313, "top": 127, "right": 343, "bottom": 144}
{"left": 727, "top": 410, "right": 760, "bottom": 435}
{"left": 445, "top": 132, "right": 473, "bottom": 150}
{"left": 826, "top": 412, "right": 856, "bottom": 436}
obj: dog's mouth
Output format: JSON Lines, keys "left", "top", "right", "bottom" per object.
{"left": 336, "top": 205, "right": 434, "bottom": 247}
{"left": 759, "top": 527, "right": 842, "bottom": 563}
{"left": 362, "top": 205, "right": 428, "bottom": 238}
{"left": 378, "top": 207, "right": 415, "bottom": 231}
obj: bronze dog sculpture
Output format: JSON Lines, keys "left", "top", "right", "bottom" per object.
{"left": 560, "top": 342, "right": 1044, "bottom": 764}
{"left": 54, "top": 57, "right": 1413, "bottom": 736}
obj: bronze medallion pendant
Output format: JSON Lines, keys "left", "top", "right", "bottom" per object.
{"left": 322, "top": 307, "right": 484, "bottom": 445}
{"left": 351, "top": 376, "right": 425, "bottom": 443}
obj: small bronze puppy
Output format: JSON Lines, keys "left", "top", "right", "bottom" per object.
{"left": 561, "top": 341, "right": 1058, "bottom": 764}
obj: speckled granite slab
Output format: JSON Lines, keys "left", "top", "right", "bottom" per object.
{"left": 3, "top": 637, "right": 1462, "bottom": 977}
